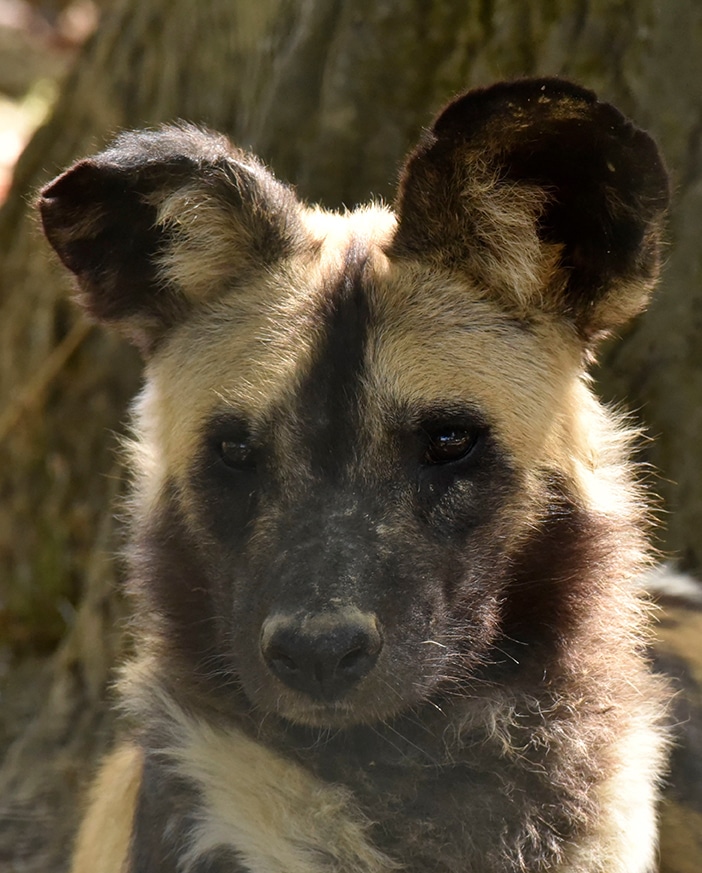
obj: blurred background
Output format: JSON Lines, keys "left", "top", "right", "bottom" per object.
{"left": 0, "top": 1, "right": 700, "bottom": 870}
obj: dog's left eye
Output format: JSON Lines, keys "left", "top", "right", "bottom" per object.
{"left": 423, "top": 427, "right": 481, "bottom": 465}
{"left": 219, "top": 439, "right": 255, "bottom": 471}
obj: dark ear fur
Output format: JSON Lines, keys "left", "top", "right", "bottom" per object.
{"left": 39, "top": 125, "right": 305, "bottom": 354}
{"left": 392, "top": 78, "right": 669, "bottom": 338}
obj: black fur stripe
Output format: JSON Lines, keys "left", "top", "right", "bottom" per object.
{"left": 292, "top": 243, "right": 372, "bottom": 480}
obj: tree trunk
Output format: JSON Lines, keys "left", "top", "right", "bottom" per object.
{"left": 1, "top": 1, "right": 700, "bottom": 869}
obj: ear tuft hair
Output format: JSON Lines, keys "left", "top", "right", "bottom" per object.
{"left": 39, "top": 125, "right": 305, "bottom": 354}
{"left": 392, "top": 78, "right": 669, "bottom": 339}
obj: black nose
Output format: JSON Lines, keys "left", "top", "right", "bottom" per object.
{"left": 261, "top": 611, "right": 382, "bottom": 701}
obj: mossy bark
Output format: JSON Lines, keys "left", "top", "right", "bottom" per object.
{"left": 1, "top": 0, "right": 700, "bottom": 869}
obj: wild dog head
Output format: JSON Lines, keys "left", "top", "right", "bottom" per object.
{"left": 40, "top": 79, "right": 668, "bottom": 730}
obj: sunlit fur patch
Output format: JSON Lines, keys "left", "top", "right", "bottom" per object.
{"left": 562, "top": 715, "right": 668, "bottom": 873}
{"left": 70, "top": 743, "right": 142, "bottom": 873}
{"left": 365, "top": 262, "right": 582, "bottom": 467}
{"left": 129, "top": 205, "right": 398, "bottom": 511}
{"left": 361, "top": 256, "right": 648, "bottom": 552}
{"left": 120, "top": 666, "right": 398, "bottom": 873}
{"left": 130, "top": 199, "right": 633, "bottom": 537}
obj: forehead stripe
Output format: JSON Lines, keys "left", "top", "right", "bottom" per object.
{"left": 292, "top": 243, "right": 372, "bottom": 477}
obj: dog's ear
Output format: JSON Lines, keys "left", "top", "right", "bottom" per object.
{"left": 39, "top": 125, "right": 305, "bottom": 355}
{"left": 392, "top": 78, "right": 669, "bottom": 340}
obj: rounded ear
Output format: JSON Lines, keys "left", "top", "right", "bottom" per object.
{"left": 39, "top": 125, "right": 306, "bottom": 355}
{"left": 391, "top": 78, "right": 669, "bottom": 340}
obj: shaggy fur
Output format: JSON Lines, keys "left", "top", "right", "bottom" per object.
{"left": 40, "top": 78, "right": 669, "bottom": 873}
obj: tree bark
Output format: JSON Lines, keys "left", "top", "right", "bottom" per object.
{"left": 1, "top": 1, "right": 701, "bottom": 869}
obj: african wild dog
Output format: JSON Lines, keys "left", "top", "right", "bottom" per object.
{"left": 40, "top": 79, "right": 669, "bottom": 873}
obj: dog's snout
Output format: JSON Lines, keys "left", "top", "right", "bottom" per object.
{"left": 261, "top": 611, "right": 382, "bottom": 701}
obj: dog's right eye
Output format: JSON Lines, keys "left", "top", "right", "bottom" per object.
{"left": 207, "top": 415, "right": 257, "bottom": 473}
{"left": 423, "top": 427, "right": 481, "bottom": 465}
{"left": 219, "top": 438, "right": 256, "bottom": 471}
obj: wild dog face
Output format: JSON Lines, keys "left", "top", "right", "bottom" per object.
{"left": 40, "top": 79, "right": 668, "bottom": 732}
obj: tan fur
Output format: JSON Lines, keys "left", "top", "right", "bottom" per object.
{"left": 70, "top": 743, "right": 142, "bottom": 873}
{"left": 129, "top": 206, "right": 398, "bottom": 507}
{"left": 119, "top": 660, "right": 397, "bottom": 873}
{"left": 171, "top": 708, "right": 395, "bottom": 873}
{"left": 445, "top": 166, "right": 559, "bottom": 308}
{"left": 135, "top": 203, "right": 635, "bottom": 543}
{"left": 561, "top": 717, "right": 668, "bottom": 873}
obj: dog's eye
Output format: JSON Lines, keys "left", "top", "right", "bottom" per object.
{"left": 423, "top": 427, "right": 481, "bottom": 465}
{"left": 219, "top": 439, "right": 255, "bottom": 470}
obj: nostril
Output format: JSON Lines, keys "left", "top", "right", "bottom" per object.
{"left": 267, "top": 647, "right": 298, "bottom": 676}
{"left": 337, "top": 646, "right": 366, "bottom": 675}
